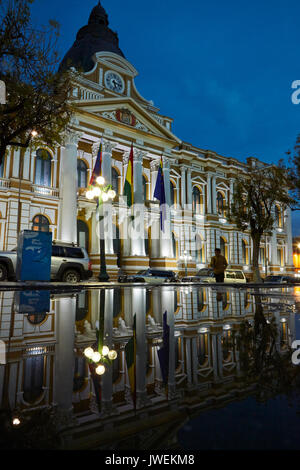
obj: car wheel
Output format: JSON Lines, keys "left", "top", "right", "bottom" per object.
{"left": 62, "top": 269, "right": 81, "bottom": 283}
{"left": 0, "top": 263, "right": 8, "bottom": 281}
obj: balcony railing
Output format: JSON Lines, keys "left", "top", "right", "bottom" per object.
{"left": 0, "top": 178, "right": 10, "bottom": 189}
{"left": 31, "top": 184, "right": 59, "bottom": 197}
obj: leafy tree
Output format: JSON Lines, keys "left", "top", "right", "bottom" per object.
{"left": 228, "top": 160, "right": 294, "bottom": 282}
{"left": 236, "top": 291, "right": 299, "bottom": 402}
{"left": 0, "top": 0, "right": 74, "bottom": 165}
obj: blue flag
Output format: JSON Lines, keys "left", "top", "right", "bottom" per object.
{"left": 157, "top": 311, "right": 170, "bottom": 385}
{"left": 154, "top": 157, "right": 166, "bottom": 232}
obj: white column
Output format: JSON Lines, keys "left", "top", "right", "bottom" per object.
{"left": 132, "top": 287, "right": 148, "bottom": 407}
{"left": 53, "top": 296, "right": 76, "bottom": 413}
{"left": 22, "top": 149, "right": 30, "bottom": 180}
{"left": 181, "top": 167, "right": 186, "bottom": 208}
{"left": 150, "top": 159, "right": 159, "bottom": 200}
{"left": 186, "top": 168, "right": 192, "bottom": 208}
{"left": 229, "top": 178, "right": 234, "bottom": 204}
{"left": 160, "top": 157, "right": 172, "bottom": 258}
{"left": 132, "top": 149, "right": 146, "bottom": 256}
{"left": 58, "top": 131, "right": 81, "bottom": 243}
{"left": 270, "top": 230, "right": 277, "bottom": 266}
{"left": 206, "top": 174, "right": 212, "bottom": 214}
{"left": 212, "top": 175, "right": 217, "bottom": 214}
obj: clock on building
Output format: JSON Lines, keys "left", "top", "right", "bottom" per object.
{"left": 104, "top": 71, "right": 125, "bottom": 93}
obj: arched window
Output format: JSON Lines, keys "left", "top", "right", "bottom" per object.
{"left": 197, "top": 288, "right": 205, "bottom": 311}
{"left": 196, "top": 234, "right": 205, "bottom": 264}
{"left": 77, "top": 219, "right": 89, "bottom": 252}
{"left": 113, "top": 225, "right": 121, "bottom": 267}
{"left": 275, "top": 205, "right": 282, "bottom": 228}
{"left": 73, "top": 356, "right": 87, "bottom": 392}
{"left": 23, "top": 355, "right": 45, "bottom": 403}
{"left": 113, "top": 289, "right": 122, "bottom": 318}
{"left": 32, "top": 214, "right": 50, "bottom": 232}
{"left": 277, "top": 245, "right": 284, "bottom": 266}
{"left": 35, "top": 149, "right": 51, "bottom": 187}
{"left": 143, "top": 175, "right": 148, "bottom": 201}
{"left": 112, "top": 168, "right": 119, "bottom": 195}
{"left": 192, "top": 187, "right": 202, "bottom": 214}
{"left": 220, "top": 237, "right": 226, "bottom": 257}
{"left": 242, "top": 240, "right": 248, "bottom": 264}
{"left": 77, "top": 160, "right": 88, "bottom": 188}
{"left": 217, "top": 191, "right": 225, "bottom": 216}
{"left": 170, "top": 181, "right": 176, "bottom": 206}
{"left": 145, "top": 230, "right": 149, "bottom": 256}
{"left": 172, "top": 232, "right": 177, "bottom": 258}
{"left": 27, "top": 314, "right": 47, "bottom": 325}
{"left": 197, "top": 333, "right": 208, "bottom": 366}
{"left": 76, "top": 291, "right": 89, "bottom": 321}
{"left": 222, "top": 331, "right": 231, "bottom": 362}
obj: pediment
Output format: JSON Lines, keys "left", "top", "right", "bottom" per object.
{"left": 76, "top": 97, "right": 181, "bottom": 143}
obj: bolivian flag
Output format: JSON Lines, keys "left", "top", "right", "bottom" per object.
{"left": 89, "top": 138, "right": 102, "bottom": 186}
{"left": 123, "top": 143, "right": 134, "bottom": 207}
{"left": 125, "top": 314, "right": 136, "bottom": 406}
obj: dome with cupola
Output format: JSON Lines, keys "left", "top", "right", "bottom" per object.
{"left": 60, "top": 1, "right": 125, "bottom": 72}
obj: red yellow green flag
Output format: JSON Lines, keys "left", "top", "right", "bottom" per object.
{"left": 123, "top": 143, "right": 134, "bottom": 207}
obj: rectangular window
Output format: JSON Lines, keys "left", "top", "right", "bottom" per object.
{"left": 64, "top": 247, "right": 84, "bottom": 259}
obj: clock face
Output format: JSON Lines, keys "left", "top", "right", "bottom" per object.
{"left": 104, "top": 71, "right": 124, "bottom": 93}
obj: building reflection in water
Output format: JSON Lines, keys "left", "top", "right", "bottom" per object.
{"left": 0, "top": 285, "right": 298, "bottom": 449}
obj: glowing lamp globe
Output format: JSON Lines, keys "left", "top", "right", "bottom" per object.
{"left": 84, "top": 347, "right": 94, "bottom": 359}
{"left": 108, "top": 189, "right": 116, "bottom": 199}
{"left": 102, "top": 346, "right": 109, "bottom": 356}
{"left": 93, "top": 187, "right": 101, "bottom": 197}
{"left": 108, "top": 350, "right": 117, "bottom": 360}
{"left": 92, "top": 351, "right": 101, "bottom": 363}
{"left": 96, "top": 365, "right": 105, "bottom": 375}
{"left": 96, "top": 176, "right": 105, "bottom": 185}
{"left": 12, "top": 418, "right": 21, "bottom": 426}
{"left": 86, "top": 190, "right": 94, "bottom": 200}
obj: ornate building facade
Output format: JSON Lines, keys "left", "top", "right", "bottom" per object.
{"left": 0, "top": 2, "right": 294, "bottom": 279}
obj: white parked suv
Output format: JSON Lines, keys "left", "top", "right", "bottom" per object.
{"left": 182, "top": 268, "right": 247, "bottom": 284}
{"left": 0, "top": 240, "right": 93, "bottom": 283}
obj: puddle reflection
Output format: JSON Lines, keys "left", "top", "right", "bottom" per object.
{"left": 0, "top": 285, "right": 300, "bottom": 450}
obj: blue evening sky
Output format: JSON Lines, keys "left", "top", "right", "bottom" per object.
{"left": 31, "top": 0, "right": 300, "bottom": 233}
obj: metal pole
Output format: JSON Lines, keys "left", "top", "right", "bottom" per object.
{"left": 98, "top": 204, "right": 109, "bottom": 282}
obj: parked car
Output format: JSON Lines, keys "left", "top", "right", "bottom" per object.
{"left": 0, "top": 241, "right": 93, "bottom": 283}
{"left": 264, "top": 275, "right": 298, "bottom": 284}
{"left": 118, "top": 269, "right": 178, "bottom": 284}
{"left": 181, "top": 268, "right": 247, "bottom": 284}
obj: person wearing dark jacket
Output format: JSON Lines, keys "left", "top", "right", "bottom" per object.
{"left": 210, "top": 248, "right": 228, "bottom": 282}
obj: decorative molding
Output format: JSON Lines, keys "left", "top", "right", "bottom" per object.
{"left": 134, "top": 149, "right": 147, "bottom": 163}
{"left": 98, "top": 108, "right": 155, "bottom": 135}
{"left": 103, "top": 139, "right": 117, "bottom": 154}
{"left": 150, "top": 159, "right": 160, "bottom": 171}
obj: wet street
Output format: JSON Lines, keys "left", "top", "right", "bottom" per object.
{"left": 1, "top": 284, "right": 300, "bottom": 450}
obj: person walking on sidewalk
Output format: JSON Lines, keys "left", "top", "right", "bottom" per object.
{"left": 210, "top": 248, "right": 228, "bottom": 283}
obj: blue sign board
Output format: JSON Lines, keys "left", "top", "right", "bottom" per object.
{"left": 14, "top": 290, "right": 50, "bottom": 314}
{"left": 16, "top": 230, "right": 52, "bottom": 281}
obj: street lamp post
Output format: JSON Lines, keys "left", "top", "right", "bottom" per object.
{"left": 86, "top": 177, "right": 116, "bottom": 282}
{"left": 180, "top": 250, "right": 192, "bottom": 277}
